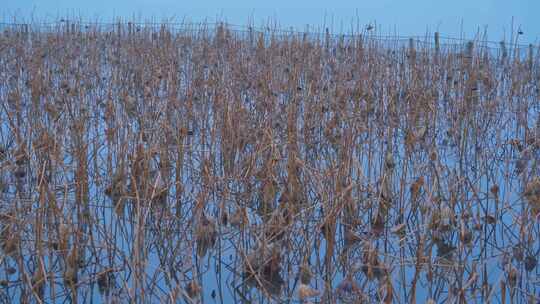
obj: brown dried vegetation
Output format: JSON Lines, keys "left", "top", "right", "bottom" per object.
{"left": 0, "top": 20, "right": 538, "bottom": 303}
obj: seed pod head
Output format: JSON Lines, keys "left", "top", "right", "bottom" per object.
{"left": 384, "top": 152, "right": 395, "bottom": 170}
{"left": 512, "top": 245, "right": 524, "bottom": 261}
{"left": 195, "top": 213, "right": 217, "bottom": 257}
{"left": 64, "top": 266, "right": 78, "bottom": 289}
{"left": 299, "top": 262, "right": 313, "bottom": 284}
{"left": 185, "top": 280, "right": 201, "bottom": 300}
{"left": 524, "top": 255, "right": 538, "bottom": 272}
{"left": 97, "top": 269, "right": 115, "bottom": 295}
{"left": 506, "top": 266, "right": 518, "bottom": 287}
{"left": 298, "top": 283, "right": 319, "bottom": 300}
{"left": 524, "top": 178, "right": 540, "bottom": 215}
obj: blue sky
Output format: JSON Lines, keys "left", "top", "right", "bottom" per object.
{"left": 2, "top": 0, "right": 539, "bottom": 44}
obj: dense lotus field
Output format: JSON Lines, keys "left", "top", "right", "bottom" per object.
{"left": 0, "top": 21, "right": 539, "bottom": 303}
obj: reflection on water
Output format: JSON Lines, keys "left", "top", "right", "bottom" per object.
{"left": 0, "top": 21, "right": 539, "bottom": 303}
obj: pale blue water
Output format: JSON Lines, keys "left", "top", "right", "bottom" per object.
{"left": 0, "top": 22, "right": 538, "bottom": 303}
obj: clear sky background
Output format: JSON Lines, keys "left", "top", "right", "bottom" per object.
{"left": 2, "top": 0, "right": 539, "bottom": 44}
